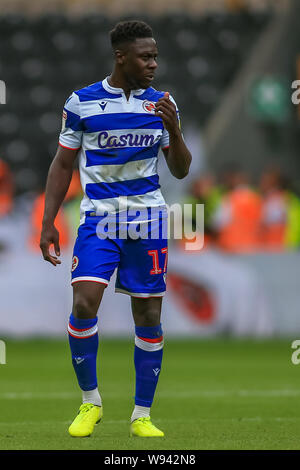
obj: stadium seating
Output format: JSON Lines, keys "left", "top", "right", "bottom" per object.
{"left": 0, "top": 10, "right": 271, "bottom": 193}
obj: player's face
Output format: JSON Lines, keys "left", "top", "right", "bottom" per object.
{"left": 122, "top": 37, "right": 158, "bottom": 89}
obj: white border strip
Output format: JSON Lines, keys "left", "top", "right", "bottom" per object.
{"left": 115, "top": 287, "right": 165, "bottom": 298}
{"left": 83, "top": 157, "right": 158, "bottom": 185}
{"left": 71, "top": 276, "right": 109, "bottom": 285}
{"left": 135, "top": 335, "right": 164, "bottom": 352}
{"left": 68, "top": 324, "right": 98, "bottom": 338}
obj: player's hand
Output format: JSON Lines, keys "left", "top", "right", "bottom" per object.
{"left": 40, "top": 224, "right": 61, "bottom": 266}
{"left": 155, "top": 92, "right": 179, "bottom": 135}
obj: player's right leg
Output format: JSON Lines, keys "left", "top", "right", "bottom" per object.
{"left": 68, "top": 281, "right": 106, "bottom": 437}
{"left": 67, "top": 215, "right": 120, "bottom": 437}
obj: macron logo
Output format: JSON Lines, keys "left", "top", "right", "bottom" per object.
{"left": 74, "top": 357, "right": 85, "bottom": 365}
{"left": 153, "top": 368, "right": 160, "bottom": 376}
{"left": 99, "top": 101, "right": 108, "bottom": 111}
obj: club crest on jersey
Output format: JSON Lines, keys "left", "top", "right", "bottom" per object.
{"left": 71, "top": 256, "right": 79, "bottom": 272}
{"left": 142, "top": 100, "right": 155, "bottom": 113}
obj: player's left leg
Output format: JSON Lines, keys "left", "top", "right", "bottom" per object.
{"left": 115, "top": 210, "right": 168, "bottom": 436}
{"left": 130, "top": 296, "right": 165, "bottom": 437}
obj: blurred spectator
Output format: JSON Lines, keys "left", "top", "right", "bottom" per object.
{"left": 211, "top": 163, "right": 262, "bottom": 253}
{"left": 181, "top": 164, "right": 300, "bottom": 254}
{"left": 28, "top": 169, "right": 82, "bottom": 252}
{"left": 285, "top": 190, "right": 300, "bottom": 250}
{"left": 259, "top": 166, "right": 300, "bottom": 251}
{"left": 225, "top": 0, "right": 248, "bottom": 11}
{"left": 183, "top": 173, "right": 223, "bottom": 247}
{"left": 63, "top": 169, "right": 82, "bottom": 237}
{"left": 0, "top": 159, "right": 14, "bottom": 217}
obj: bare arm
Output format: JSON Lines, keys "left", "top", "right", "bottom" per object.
{"left": 40, "top": 145, "right": 79, "bottom": 266}
{"left": 155, "top": 92, "right": 192, "bottom": 179}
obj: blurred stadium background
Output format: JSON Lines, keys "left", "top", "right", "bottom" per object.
{"left": 1, "top": 0, "right": 300, "bottom": 338}
{"left": 2, "top": 0, "right": 300, "bottom": 452}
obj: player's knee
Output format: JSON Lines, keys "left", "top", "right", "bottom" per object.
{"left": 135, "top": 308, "right": 161, "bottom": 327}
{"left": 72, "top": 294, "right": 98, "bottom": 319}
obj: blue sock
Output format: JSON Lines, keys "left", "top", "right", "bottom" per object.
{"left": 68, "top": 313, "right": 98, "bottom": 391}
{"left": 134, "top": 324, "right": 164, "bottom": 407}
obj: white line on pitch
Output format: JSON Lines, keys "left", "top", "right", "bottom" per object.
{"left": 1, "top": 389, "right": 300, "bottom": 400}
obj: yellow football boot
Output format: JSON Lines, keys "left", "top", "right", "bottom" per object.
{"left": 130, "top": 417, "right": 164, "bottom": 437}
{"left": 68, "top": 403, "right": 103, "bottom": 437}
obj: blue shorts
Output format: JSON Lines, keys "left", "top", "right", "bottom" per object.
{"left": 71, "top": 211, "right": 168, "bottom": 298}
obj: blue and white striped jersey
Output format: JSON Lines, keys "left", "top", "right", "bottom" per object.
{"left": 59, "top": 77, "right": 180, "bottom": 225}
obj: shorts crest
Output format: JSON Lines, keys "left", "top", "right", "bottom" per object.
{"left": 71, "top": 256, "right": 79, "bottom": 272}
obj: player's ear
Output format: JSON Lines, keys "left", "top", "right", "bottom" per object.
{"left": 114, "top": 49, "right": 126, "bottom": 65}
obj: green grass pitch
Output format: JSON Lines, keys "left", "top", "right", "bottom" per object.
{"left": 0, "top": 337, "right": 299, "bottom": 450}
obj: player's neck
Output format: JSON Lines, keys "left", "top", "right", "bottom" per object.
{"left": 107, "top": 71, "right": 134, "bottom": 99}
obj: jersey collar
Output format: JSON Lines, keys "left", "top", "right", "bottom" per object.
{"left": 102, "top": 77, "right": 145, "bottom": 96}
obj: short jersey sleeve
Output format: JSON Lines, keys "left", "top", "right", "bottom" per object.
{"left": 59, "top": 92, "right": 83, "bottom": 150}
{"left": 160, "top": 94, "right": 183, "bottom": 150}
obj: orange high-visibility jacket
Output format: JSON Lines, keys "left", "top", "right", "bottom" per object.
{"left": 260, "top": 190, "right": 287, "bottom": 251}
{"left": 0, "top": 159, "right": 14, "bottom": 217}
{"left": 216, "top": 186, "right": 263, "bottom": 253}
{"left": 28, "top": 193, "right": 70, "bottom": 251}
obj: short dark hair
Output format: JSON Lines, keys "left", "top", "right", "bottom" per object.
{"left": 110, "top": 20, "right": 153, "bottom": 49}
